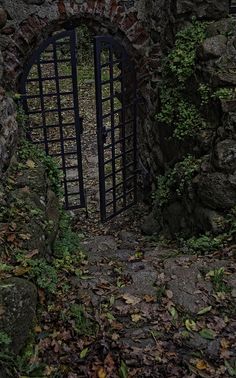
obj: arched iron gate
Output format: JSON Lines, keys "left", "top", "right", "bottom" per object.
{"left": 20, "top": 29, "right": 137, "bottom": 222}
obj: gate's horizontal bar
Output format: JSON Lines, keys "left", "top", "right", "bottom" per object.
{"left": 29, "top": 122, "right": 75, "bottom": 130}
{"left": 27, "top": 74, "right": 72, "bottom": 83}
{"left": 104, "top": 148, "right": 134, "bottom": 164}
{"left": 101, "top": 76, "right": 121, "bottom": 85}
{"left": 24, "top": 91, "right": 74, "bottom": 99}
{"left": 39, "top": 58, "right": 71, "bottom": 64}
{"left": 104, "top": 163, "right": 135, "bottom": 180}
{"left": 105, "top": 173, "right": 136, "bottom": 193}
{"left": 105, "top": 188, "right": 134, "bottom": 208}
{"left": 27, "top": 107, "right": 74, "bottom": 115}
{"left": 101, "top": 59, "right": 122, "bottom": 68}
{"left": 104, "top": 133, "right": 134, "bottom": 149}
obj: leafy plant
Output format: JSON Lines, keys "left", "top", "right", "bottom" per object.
{"left": 206, "top": 267, "right": 231, "bottom": 293}
{"left": 181, "top": 234, "right": 223, "bottom": 255}
{"left": 69, "top": 304, "right": 98, "bottom": 336}
{"left": 213, "top": 87, "right": 235, "bottom": 100}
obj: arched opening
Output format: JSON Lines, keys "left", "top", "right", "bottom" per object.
{"left": 19, "top": 20, "right": 140, "bottom": 223}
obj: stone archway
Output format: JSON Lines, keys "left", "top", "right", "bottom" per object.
{"left": 0, "top": 0, "right": 154, "bottom": 191}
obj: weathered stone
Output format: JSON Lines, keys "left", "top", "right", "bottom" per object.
{"left": 164, "top": 257, "right": 213, "bottom": 314}
{"left": 199, "top": 35, "right": 227, "bottom": 60}
{"left": 0, "top": 277, "right": 37, "bottom": 354}
{"left": 163, "top": 202, "right": 189, "bottom": 237}
{"left": 141, "top": 211, "right": 161, "bottom": 235}
{"left": 214, "top": 139, "right": 236, "bottom": 173}
{"left": 23, "top": 0, "right": 45, "bottom": 3}
{"left": 197, "top": 172, "right": 236, "bottom": 210}
{"left": 194, "top": 206, "right": 225, "bottom": 234}
{"left": 0, "top": 7, "right": 7, "bottom": 28}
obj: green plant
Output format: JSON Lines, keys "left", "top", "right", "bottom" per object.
{"left": 69, "top": 304, "right": 98, "bottom": 336}
{"left": 153, "top": 155, "right": 200, "bottom": 207}
{"left": 206, "top": 267, "right": 231, "bottom": 293}
{"left": 182, "top": 234, "right": 223, "bottom": 255}
{"left": 167, "top": 20, "right": 206, "bottom": 82}
{"left": 213, "top": 87, "right": 235, "bottom": 100}
{"left": 0, "top": 332, "right": 11, "bottom": 348}
{"left": 198, "top": 83, "right": 211, "bottom": 105}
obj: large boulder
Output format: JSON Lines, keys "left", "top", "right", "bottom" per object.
{"left": 199, "top": 35, "right": 227, "bottom": 60}
{"left": 0, "top": 277, "right": 37, "bottom": 354}
{"left": 214, "top": 139, "right": 236, "bottom": 173}
{"left": 197, "top": 172, "right": 236, "bottom": 210}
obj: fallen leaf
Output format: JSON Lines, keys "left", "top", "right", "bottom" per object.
{"left": 197, "top": 306, "right": 212, "bottom": 315}
{"left": 34, "top": 325, "right": 42, "bottom": 333}
{"left": 143, "top": 294, "right": 155, "bottom": 303}
{"left": 122, "top": 293, "right": 141, "bottom": 305}
{"left": 80, "top": 347, "right": 89, "bottom": 359}
{"left": 97, "top": 367, "right": 106, "bottom": 378}
{"left": 26, "top": 159, "right": 36, "bottom": 169}
{"left": 19, "top": 233, "right": 31, "bottom": 241}
{"left": 199, "top": 328, "right": 216, "bottom": 340}
{"left": 220, "top": 338, "right": 230, "bottom": 349}
{"left": 185, "top": 319, "right": 197, "bottom": 331}
{"left": 13, "top": 266, "right": 30, "bottom": 276}
{"left": 25, "top": 249, "right": 39, "bottom": 259}
{"left": 131, "top": 314, "right": 142, "bottom": 323}
{"left": 196, "top": 359, "right": 208, "bottom": 370}
{"left": 166, "top": 289, "right": 173, "bottom": 299}
{"left": 119, "top": 360, "right": 128, "bottom": 378}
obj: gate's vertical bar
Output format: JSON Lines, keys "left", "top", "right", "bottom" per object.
{"left": 133, "top": 69, "right": 138, "bottom": 204}
{"left": 52, "top": 38, "right": 69, "bottom": 208}
{"left": 94, "top": 37, "right": 106, "bottom": 222}
{"left": 108, "top": 46, "right": 117, "bottom": 215}
{"left": 120, "top": 51, "right": 127, "bottom": 209}
{"left": 69, "top": 28, "right": 85, "bottom": 207}
{"left": 36, "top": 58, "right": 49, "bottom": 155}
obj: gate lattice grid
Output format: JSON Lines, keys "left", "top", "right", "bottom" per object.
{"left": 230, "top": 0, "right": 236, "bottom": 14}
{"left": 20, "top": 29, "right": 85, "bottom": 210}
{"left": 20, "top": 29, "right": 138, "bottom": 221}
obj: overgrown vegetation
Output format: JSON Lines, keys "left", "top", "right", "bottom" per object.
{"left": 157, "top": 19, "right": 207, "bottom": 140}
{"left": 153, "top": 155, "right": 201, "bottom": 207}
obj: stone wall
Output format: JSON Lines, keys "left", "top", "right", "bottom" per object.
{"left": 0, "top": 0, "right": 235, "bottom": 237}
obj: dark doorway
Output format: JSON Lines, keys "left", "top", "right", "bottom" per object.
{"left": 20, "top": 27, "right": 138, "bottom": 222}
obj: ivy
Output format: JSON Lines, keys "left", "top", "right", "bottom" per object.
{"left": 153, "top": 155, "right": 201, "bottom": 208}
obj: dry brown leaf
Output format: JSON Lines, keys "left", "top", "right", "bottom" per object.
{"left": 26, "top": 159, "right": 36, "bottom": 169}
{"left": 97, "top": 367, "right": 106, "bottom": 378}
{"left": 131, "top": 314, "right": 142, "bottom": 323}
{"left": 143, "top": 294, "right": 155, "bottom": 303}
{"left": 122, "top": 293, "right": 141, "bottom": 305}
{"left": 13, "top": 266, "right": 30, "bottom": 276}
{"left": 196, "top": 359, "right": 208, "bottom": 370}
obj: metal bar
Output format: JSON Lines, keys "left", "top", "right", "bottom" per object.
{"left": 94, "top": 37, "right": 107, "bottom": 222}
{"left": 36, "top": 59, "right": 49, "bottom": 154}
{"left": 26, "top": 75, "right": 72, "bottom": 83}
{"left": 52, "top": 39, "right": 69, "bottom": 208}
{"left": 25, "top": 91, "right": 74, "bottom": 99}
{"left": 27, "top": 107, "right": 74, "bottom": 115}
{"left": 108, "top": 46, "right": 117, "bottom": 215}
{"left": 69, "top": 28, "right": 85, "bottom": 207}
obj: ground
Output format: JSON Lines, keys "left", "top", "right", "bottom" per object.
{"left": 31, "top": 79, "right": 236, "bottom": 377}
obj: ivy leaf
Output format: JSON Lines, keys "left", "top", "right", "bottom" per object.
{"left": 119, "top": 360, "right": 128, "bottom": 378}
{"left": 199, "top": 328, "right": 216, "bottom": 340}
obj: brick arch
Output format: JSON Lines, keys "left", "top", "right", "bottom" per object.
{"left": 1, "top": 0, "right": 150, "bottom": 91}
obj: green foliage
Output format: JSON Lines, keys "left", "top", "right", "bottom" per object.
{"left": 0, "top": 332, "right": 11, "bottom": 348}
{"left": 213, "top": 87, "right": 236, "bottom": 100}
{"left": 18, "top": 139, "right": 62, "bottom": 195}
{"left": 167, "top": 20, "right": 206, "bottom": 82}
{"left": 157, "top": 20, "right": 207, "bottom": 140}
{"left": 181, "top": 234, "right": 223, "bottom": 255}
{"left": 173, "top": 100, "right": 203, "bottom": 140}
{"left": 69, "top": 304, "right": 98, "bottom": 336}
{"left": 153, "top": 156, "right": 200, "bottom": 207}
{"left": 198, "top": 83, "right": 211, "bottom": 105}
{"left": 207, "top": 267, "right": 231, "bottom": 293}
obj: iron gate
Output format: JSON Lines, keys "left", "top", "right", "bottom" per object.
{"left": 20, "top": 30, "right": 138, "bottom": 221}
{"left": 94, "top": 36, "right": 137, "bottom": 222}
{"left": 20, "top": 29, "right": 85, "bottom": 210}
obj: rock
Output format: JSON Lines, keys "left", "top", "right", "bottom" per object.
{"left": 214, "top": 139, "right": 236, "bottom": 172}
{"left": 122, "top": 262, "right": 157, "bottom": 296}
{"left": 0, "top": 7, "right": 7, "bottom": 28}
{"left": 220, "top": 99, "right": 236, "bottom": 114}
{"left": 163, "top": 201, "right": 189, "bottom": 237}
{"left": 81, "top": 235, "right": 118, "bottom": 262}
{"left": 23, "top": 0, "right": 45, "bottom": 4}
{"left": 141, "top": 211, "right": 161, "bottom": 235}
{"left": 118, "top": 230, "right": 138, "bottom": 249}
{"left": 194, "top": 206, "right": 225, "bottom": 234}
{"left": 164, "top": 257, "right": 212, "bottom": 314}
{"left": 199, "top": 35, "right": 227, "bottom": 60}
{"left": 0, "top": 50, "right": 3, "bottom": 81}
{"left": 197, "top": 172, "right": 236, "bottom": 210}
{"left": 184, "top": 333, "right": 220, "bottom": 359}
{"left": 0, "top": 277, "right": 37, "bottom": 354}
